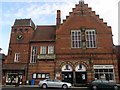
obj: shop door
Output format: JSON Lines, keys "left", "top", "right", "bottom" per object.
{"left": 75, "top": 72, "right": 87, "bottom": 84}
{"left": 62, "top": 72, "right": 73, "bottom": 84}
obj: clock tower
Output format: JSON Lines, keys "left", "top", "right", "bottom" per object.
{"left": 6, "top": 18, "right": 35, "bottom": 63}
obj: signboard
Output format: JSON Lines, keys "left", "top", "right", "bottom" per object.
{"left": 93, "top": 65, "right": 114, "bottom": 69}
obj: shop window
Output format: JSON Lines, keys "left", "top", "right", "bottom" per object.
{"left": 99, "top": 69, "right": 103, "bottom": 72}
{"left": 37, "top": 74, "right": 42, "bottom": 78}
{"left": 32, "top": 74, "right": 37, "bottom": 79}
{"left": 46, "top": 74, "right": 50, "bottom": 79}
{"left": 33, "top": 73, "right": 50, "bottom": 79}
{"left": 94, "top": 68, "right": 114, "bottom": 81}
{"left": 109, "top": 69, "right": 113, "bottom": 72}
{"left": 110, "top": 74, "right": 114, "bottom": 80}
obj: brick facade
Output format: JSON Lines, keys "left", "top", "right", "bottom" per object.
{"left": 2, "top": 1, "right": 119, "bottom": 85}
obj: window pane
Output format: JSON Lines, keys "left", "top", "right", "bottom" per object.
{"left": 85, "top": 30, "right": 96, "bottom": 48}
{"left": 109, "top": 69, "right": 113, "bottom": 72}
{"left": 99, "top": 69, "right": 103, "bottom": 72}
{"left": 30, "top": 46, "right": 37, "bottom": 63}
{"left": 37, "top": 74, "right": 42, "bottom": 78}
{"left": 42, "top": 74, "right": 45, "bottom": 78}
{"left": 104, "top": 69, "right": 108, "bottom": 72}
{"left": 94, "top": 69, "right": 98, "bottom": 72}
{"left": 71, "top": 30, "right": 82, "bottom": 48}
{"left": 40, "top": 46, "right": 46, "bottom": 54}
{"left": 110, "top": 74, "right": 114, "bottom": 80}
{"left": 48, "top": 46, "right": 54, "bottom": 54}
{"left": 33, "top": 74, "right": 36, "bottom": 79}
{"left": 14, "top": 53, "right": 20, "bottom": 62}
{"left": 46, "top": 74, "right": 50, "bottom": 79}
{"left": 95, "top": 74, "right": 99, "bottom": 79}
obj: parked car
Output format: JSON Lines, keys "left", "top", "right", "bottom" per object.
{"left": 38, "top": 79, "right": 72, "bottom": 89}
{"left": 88, "top": 79, "right": 119, "bottom": 90}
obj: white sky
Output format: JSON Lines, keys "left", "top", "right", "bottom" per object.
{"left": 0, "top": 0, "right": 119, "bottom": 55}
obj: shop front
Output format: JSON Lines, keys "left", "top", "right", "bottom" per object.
{"left": 2, "top": 64, "right": 26, "bottom": 85}
{"left": 5, "top": 71, "right": 24, "bottom": 85}
{"left": 93, "top": 65, "right": 115, "bottom": 81}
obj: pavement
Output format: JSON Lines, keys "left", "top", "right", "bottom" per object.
{"left": 1, "top": 85, "right": 88, "bottom": 88}
{"left": 1, "top": 84, "right": 120, "bottom": 88}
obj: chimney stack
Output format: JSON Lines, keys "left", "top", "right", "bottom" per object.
{"left": 56, "top": 10, "right": 61, "bottom": 28}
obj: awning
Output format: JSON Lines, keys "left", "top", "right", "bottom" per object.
{"left": 2, "top": 63, "right": 27, "bottom": 70}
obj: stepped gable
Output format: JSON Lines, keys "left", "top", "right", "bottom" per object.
{"left": 30, "top": 25, "right": 56, "bottom": 42}
{"left": 56, "top": 1, "right": 112, "bottom": 34}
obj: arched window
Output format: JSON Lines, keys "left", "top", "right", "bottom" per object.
{"left": 62, "top": 64, "right": 73, "bottom": 72}
{"left": 75, "top": 64, "right": 86, "bottom": 72}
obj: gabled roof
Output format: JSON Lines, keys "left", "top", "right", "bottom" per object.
{"left": 56, "top": 1, "right": 112, "bottom": 34}
{"left": 13, "top": 18, "right": 35, "bottom": 29}
{"left": 30, "top": 25, "right": 56, "bottom": 42}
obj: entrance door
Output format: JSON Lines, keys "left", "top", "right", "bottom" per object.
{"left": 75, "top": 72, "right": 87, "bottom": 84}
{"left": 62, "top": 72, "right": 73, "bottom": 84}
{"left": 61, "top": 64, "right": 73, "bottom": 84}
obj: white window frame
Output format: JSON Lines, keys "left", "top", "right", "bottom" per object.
{"left": 93, "top": 65, "right": 115, "bottom": 81}
{"left": 32, "top": 73, "right": 37, "bottom": 79}
{"left": 14, "top": 53, "right": 20, "bottom": 62}
{"left": 30, "top": 46, "right": 37, "bottom": 63}
{"left": 85, "top": 30, "right": 96, "bottom": 48}
{"left": 40, "top": 46, "right": 46, "bottom": 54}
{"left": 71, "top": 30, "right": 82, "bottom": 48}
{"left": 48, "top": 46, "right": 54, "bottom": 54}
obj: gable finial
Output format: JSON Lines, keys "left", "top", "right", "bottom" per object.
{"left": 79, "top": 0, "right": 84, "bottom": 7}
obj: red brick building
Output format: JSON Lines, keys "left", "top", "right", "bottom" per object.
{"left": 114, "top": 45, "right": 120, "bottom": 82}
{"left": 2, "top": 1, "right": 119, "bottom": 85}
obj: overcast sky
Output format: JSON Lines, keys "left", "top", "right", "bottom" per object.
{"left": 0, "top": 0, "right": 119, "bottom": 55}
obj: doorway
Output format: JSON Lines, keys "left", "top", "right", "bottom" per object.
{"left": 62, "top": 72, "right": 73, "bottom": 84}
{"left": 75, "top": 72, "right": 87, "bottom": 84}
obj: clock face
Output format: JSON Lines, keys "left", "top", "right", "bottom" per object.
{"left": 17, "top": 34, "right": 23, "bottom": 40}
